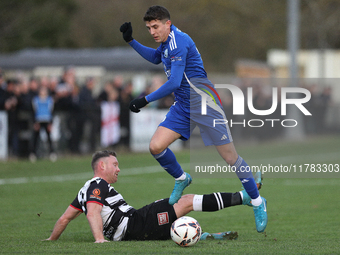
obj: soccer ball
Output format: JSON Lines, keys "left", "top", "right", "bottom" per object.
{"left": 170, "top": 216, "right": 202, "bottom": 247}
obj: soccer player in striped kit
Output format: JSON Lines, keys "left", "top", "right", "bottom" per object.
{"left": 120, "top": 5, "right": 267, "bottom": 232}
{"left": 45, "top": 150, "right": 261, "bottom": 242}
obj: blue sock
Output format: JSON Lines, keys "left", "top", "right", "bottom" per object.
{"left": 152, "top": 148, "right": 184, "bottom": 178}
{"left": 233, "top": 155, "right": 259, "bottom": 199}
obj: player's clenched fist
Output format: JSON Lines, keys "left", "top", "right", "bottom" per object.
{"left": 129, "top": 97, "right": 148, "bottom": 113}
{"left": 120, "top": 22, "right": 133, "bottom": 42}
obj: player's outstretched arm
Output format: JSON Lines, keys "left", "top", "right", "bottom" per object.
{"left": 120, "top": 22, "right": 161, "bottom": 64}
{"left": 45, "top": 206, "right": 81, "bottom": 241}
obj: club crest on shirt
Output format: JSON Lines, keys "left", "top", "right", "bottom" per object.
{"left": 164, "top": 49, "right": 169, "bottom": 58}
{"left": 171, "top": 56, "right": 182, "bottom": 62}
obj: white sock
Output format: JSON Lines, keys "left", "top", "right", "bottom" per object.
{"left": 175, "top": 173, "right": 186, "bottom": 181}
{"left": 192, "top": 195, "right": 203, "bottom": 211}
{"left": 239, "top": 191, "right": 244, "bottom": 201}
{"left": 251, "top": 196, "right": 262, "bottom": 207}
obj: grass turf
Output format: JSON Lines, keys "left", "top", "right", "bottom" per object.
{"left": 0, "top": 134, "right": 339, "bottom": 254}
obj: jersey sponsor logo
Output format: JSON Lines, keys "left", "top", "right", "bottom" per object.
{"left": 157, "top": 212, "right": 169, "bottom": 225}
{"left": 90, "top": 188, "right": 101, "bottom": 200}
{"left": 170, "top": 56, "right": 182, "bottom": 62}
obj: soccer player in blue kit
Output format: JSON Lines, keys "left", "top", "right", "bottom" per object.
{"left": 120, "top": 6, "right": 267, "bottom": 232}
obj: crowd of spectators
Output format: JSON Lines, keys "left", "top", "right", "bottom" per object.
{"left": 0, "top": 67, "right": 138, "bottom": 160}
{"left": 0, "top": 67, "right": 333, "bottom": 160}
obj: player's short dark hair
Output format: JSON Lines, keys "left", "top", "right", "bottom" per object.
{"left": 143, "top": 5, "right": 170, "bottom": 22}
{"left": 91, "top": 150, "right": 117, "bottom": 171}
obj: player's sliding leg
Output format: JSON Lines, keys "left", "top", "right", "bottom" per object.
{"left": 150, "top": 126, "right": 191, "bottom": 205}
{"left": 190, "top": 191, "right": 251, "bottom": 238}
{"left": 175, "top": 190, "right": 258, "bottom": 237}
{"left": 192, "top": 191, "right": 243, "bottom": 212}
{"left": 193, "top": 181, "right": 266, "bottom": 234}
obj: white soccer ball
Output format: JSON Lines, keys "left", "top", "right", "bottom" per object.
{"left": 170, "top": 216, "right": 202, "bottom": 247}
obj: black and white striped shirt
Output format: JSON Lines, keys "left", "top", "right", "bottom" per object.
{"left": 70, "top": 177, "right": 136, "bottom": 241}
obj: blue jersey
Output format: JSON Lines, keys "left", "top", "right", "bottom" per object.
{"left": 129, "top": 25, "right": 211, "bottom": 116}
{"left": 129, "top": 24, "right": 231, "bottom": 145}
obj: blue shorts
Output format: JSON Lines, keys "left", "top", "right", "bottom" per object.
{"left": 159, "top": 102, "right": 233, "bottom": 146}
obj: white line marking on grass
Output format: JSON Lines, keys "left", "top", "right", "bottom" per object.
{"left": 1, "top": 150, "right": 338, "bottom": 186}
{"left": 0, "top": 163, "right": 190, "bottom": 185}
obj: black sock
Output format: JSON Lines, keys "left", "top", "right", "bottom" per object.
{"left": 202, "top": 192, "right": 242, "bottom": 212}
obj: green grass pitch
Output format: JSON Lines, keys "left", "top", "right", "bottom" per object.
{"left": 0, "top": 135, "right": 339, "bottom": 254}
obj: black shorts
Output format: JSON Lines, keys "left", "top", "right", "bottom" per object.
{"left": 123, "top": 198, "right": 177, "bottom": 241}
